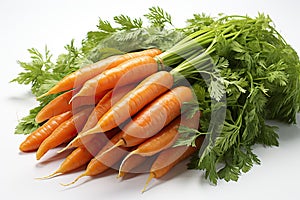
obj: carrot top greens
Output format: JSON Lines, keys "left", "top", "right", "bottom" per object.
{"left": 12, "top": 7, "right": 300, "bottom": 185}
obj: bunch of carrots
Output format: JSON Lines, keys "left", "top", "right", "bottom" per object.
{"left": 19, "top": 48, "right": 206, "bottom": 192}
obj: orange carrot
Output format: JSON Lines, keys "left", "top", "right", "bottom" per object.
{"left": 38, "top": 130, "right": 117, "bottom": 179}
{"left": 36, "top": 107, "right": 93, "bottom": 160}
{"left": 39, "top": 48, "right": 162, "bottom": 98}
{"left": 60, "top": 83, "right": 137, "bottom": 152}
{"left": 19, "top": 111, "right": 73, "bottom": 152}
{"left": 35, "top": 89, "right": 106, "bottom": 123}
{"left": 94, "top": 71, "right": 174, "bottom": 133}
{"left": 71, "top": 55, "right": 159, "bottom": 100}
{"left": 87, "top": 86, "right": 194, "bottom": 160}
{"left": 62, "top": 133, "right": 130, "bottom": 186}
{"left": 142, "top": 136, "right": 204, "bottom": 193}
{"left": 118, "top": 112, "right": 200, "bottom": 176}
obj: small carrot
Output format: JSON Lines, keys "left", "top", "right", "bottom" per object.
{"left": 35, "top": 89, "right": 106, "bottom": 123}
{"left": 71, "top": 55, "right": 159, "bottom": 100}
{"left": 37, "top": 130, "right": 117, "bottom": 179}
{"left": 88, "top": 86, "right": 194, "bottom": 159}
{"left": 94, "top": 71, "right": 174, "bottom": 133}
{"left": 36, "top": 107, "right": 93, "bottom": 160}
{"left": 142, "top": 136, "right": 204, "bottom": 193}
{"left": 62, "top": 133, "right": 130, "bottom": 186}
{"left": 118, "top": 112, "right": 200, "bottom": 176}
{"left": 19, "top": 111, "right": 73, "bottom": 152}
{"left": 59, "top": 83, "right": 137, "bottom": 152}
{"left": 39, "top": 48, "right": 162, "bottom": 98}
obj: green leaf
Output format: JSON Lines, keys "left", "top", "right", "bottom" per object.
{"left": 144, "top": 6, "right": 172, "bottom": 28}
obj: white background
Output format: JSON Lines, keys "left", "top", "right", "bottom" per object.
{"left": 1, "top": 0, "right": 300, "bottom": 199}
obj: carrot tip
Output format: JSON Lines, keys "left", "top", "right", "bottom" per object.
{"left": 35, "top": 172, "right": 62, "bottom": 180}
{"left": 117, "top": 151, "right": 135, "bottom": 178}
{"left": 60, "top": 173, "right": 85, "bottom": 187}
{"left": 141, "top": 173, "right": 155, "bottom": 193}
{"left": 116, "top": 171, "right": 125, "bottom": 179}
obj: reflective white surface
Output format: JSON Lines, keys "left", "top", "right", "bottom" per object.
{"left": 1, "top": 0, "right": 300, "bottom": 199}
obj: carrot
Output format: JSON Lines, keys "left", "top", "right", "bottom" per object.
{"left": 62, "top": 132, "right": 130, "bottom": 186}
{"left": 88, "top": 86, "right": 194, "bottom": 161}
{"left": 118, "top": 112, "right": 200, "bottom": 176}
{"left": 35, "top": 89, "right": 106, "bottom": 123}
{"left": 71, "top": 55, "right": 159, "bottom": 100}
{"left": 36, "top": 107, "right": 93, "bottom": 160}
{"left": 19, "top": 111, "right": 73, "bottom": 152}
{"left": 142, "top": 136, "right": 204, "bottom": 193}
{"left": 37, "top": 130, "right": 117, "bottom": 179}
{"left": 93, "top": 71, "right": 174, "bottom": 133}
{"left": 81, "top": 83, "right": 138, "bottom": 132}
{"left": 38, "top": 48, "right": 162, "bottom": 98}
{"left": 59, "top": 83, "right": 137, "bottom": 152}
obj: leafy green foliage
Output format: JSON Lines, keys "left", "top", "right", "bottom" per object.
{"left": 182, "top": 13, "right": 300, "bottom": 184}
{"left": 144, "top": 6, "right": 172, "bottom": 29}
{"left": 12, "top": 7, "right": 300, "bottom": 185}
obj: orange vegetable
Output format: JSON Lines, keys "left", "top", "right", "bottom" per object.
{"left": 37, "top": 130, "right": 117, "bottom": 179}
{"left": 142, "top": 136, "right": 204, "bottom": 193}
{"left": 19, "top": 111, "right": 73, "bottom": 152}
{"left": 71, "top": 55, "right": 159, "bottom": 100}
{"left": 94, "top": 71, "right": 174, "bottom": 133}
{"left": 118, "top": 112, "right": 200, "bottom": 176}
{"left": 36, "top": 107, "right": 93, "bottom": 160}
{"left": 62, "top": 133, "right": 129, "bottom": 186}
{"left": 60, "top": 83, "right": 137, "bottom": 151}
{"left": 35, "top": 89, "right": 106, "bottom": 123}
{"left": 38, "top": 48, "right": 162, "bottom": 98}
{"left": 93, "top": 86, "right": 194, "bottom": 159}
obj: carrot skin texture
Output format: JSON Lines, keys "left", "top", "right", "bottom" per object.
{"left": 97, "top": 71, "right": 174, "bottom": 132}
{"left": 35, "top": 90, "right": 106, "bottom": 123}
{"left": 120, "top": 86, "right": 194, "bottom": 147}
{"left": 151, "top": 136, "right": 204, "bottom": 178}
{"left": 39, "top": 48, "right": 162, "bottom": 97}
{"left": 132, "top": 112, "right": 200, "bottom": 157}
{"left": 48, "top": 132, "right": 116, "bottom": 178}
{"left": 82, "top": 83, "right": 138, "bottom": 132}
{"left": 73, "top": 55, "right": 159, "bottom": 98}
{"left": 64, "top": 84, "right": 137, "bottom": 150}
{"left": 35, "top": 90, "right": 73, "bottom": 123}
{"left": 19, "top": 111, "right": 73, "bottom": 152}
{"left": 36, "top": 107, "right": 93, "bottom": 160}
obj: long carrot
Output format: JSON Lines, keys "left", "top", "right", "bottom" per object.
{"left": 37, "top": 130, "right": 117, "bottom": 179}
{"left": 118, "top": 112, "right": 200, "bottom": 176}
{"left": 19, "top": 111, "right": 73, "bottom": 152}
{"left": 71, "top": 55, "right": 159, "bottom": 100}
{"left": 62, "top": 132, "right": 129, "bottom": 186}
{"left": 36, "top": 107, "right": 93, "bottom": 160}
{"left": 142, "top": 136, "right": 204, "bottom": 193}
{"left": 38, "top": 48, "right": 162, "bottom": 98}
{"left": 35, "top": 89, "right": 106, "bottom": 123}
{"left": 89, "top": 86, "right": 194, "bottom": 161}
{"left": 59, "top": 83, "right": 137, "bottom": 152}
{"left": 93, "top": 71, "right": 174, "bottom": 133}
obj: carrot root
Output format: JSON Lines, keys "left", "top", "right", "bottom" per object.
{"left": 142, "top": 172, "right": 155, "bottom": 193}
{"left": 60, "top": 172, "right": 87, "bottom": 186}
{"left": 35, "top": 172, "right": 63, "bottom": 180}
{"left": 117, "top": 150, "right": 137, "bottom": 177}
